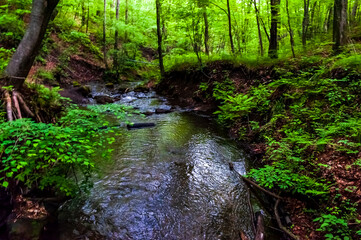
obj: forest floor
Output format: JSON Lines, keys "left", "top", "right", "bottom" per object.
{"left": 156, "top": 60, "right": 361, "bottom": 239}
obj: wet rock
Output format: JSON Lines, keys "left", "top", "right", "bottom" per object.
{"left": 134, "top": 85, "right": 149, "bottom": 92}
{"left": 94, "top": 95, "right": 114, "bottom": 104}
{"left": 143, "top": 111, "right": 154, "bottom": 116}
{"left": 155, "top": 108, "right": 172, "bottom": 114}
{"left": 72, "top": 81, "right": 81, "bottom": 87}
{"left": 0, "top": 189, "right": 11, "bottom": 228}
{"left": 105, "top": 83, "right": 115, "bottom": 89}
{"left": 127, "top": 123, "right": 156, "bottom": 129}
{"left": 7, "top": 216, "right": 46, "bottom": 240}
{"left": 118, "top": 87, "right": 129, "bottom": 94}
{"left": 75, "top": 85, "right": 91, "bottom": 97}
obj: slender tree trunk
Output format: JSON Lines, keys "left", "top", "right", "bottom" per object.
{"left": 333, "top": 0, "right": 348, "bottom": 51}
{"left": 156, "top": 0, "right": 165, "bottom": 78}
{"left": 103, "top": 0, "right": 108, "bottom": 68}
{"left": 114, "top": 0, "right": 120, "bottom": 71}
{"left": 269, "top": 0, "right": 280, "bottom": 59}
{"left": 352, "top": 0, "right": 359, "bottom": 25}
{"left": 253, "top": 0, "right": 264, "bottom": 56}
{"left": 4, "top": 0, "right": 60, "bottom": 90}
{"left": 203, "top": 6, "right": 209, "bottom": 56}
{"left": 226, "top": 0, "right": 235, "bottom": 53}
{"left": 125, "top": 0, "right": 129, "bottom": 43}
{"left": 324, "top": 5, "right": 333, "bottom": 32}
{"left": 286, "top": 0, "right": 295, "bottom": 57}
{"left": 302, "top": 0, "right": 310, "bottom": 48}
{"left": 86, "top": 0, "right": 90, "bottom": 33}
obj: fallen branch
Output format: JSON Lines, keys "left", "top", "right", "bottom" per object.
{"left": 4, "top": 90, "right": 13, "bottom": 121}
{"left": 274, "top": 199, "right": 300, "bottom": 240}
{"left": 240, "top": 176, "right": 282, "bottom": 200}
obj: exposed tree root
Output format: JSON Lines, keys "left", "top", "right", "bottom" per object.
{"left": 2, "top": 90, "right": 36, "bottom": 122}
{"left": 3, "top": 90, "right": 14, "bottom": 121}
{"left": 15, "top": 92, "right": 35, "bottom": 118}
{"left": 12, "top": 91, "right": 22, "bottom": 119}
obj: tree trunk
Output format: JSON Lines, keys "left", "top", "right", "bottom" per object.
{"left": 333, "top": 0, "right": 348, "bottom": 51}
{"left": 226, "top": 0, "right": 235, "bottom": 53}
{"left": 302, "top": 0, "right": 310, "bottom": 48}
{"left": 352, "top": 0, "right": 359, "bottom": 25}
{"left": 103, "top": 0, "right": 108, "bottom": 68}
{"left": 86, "top": 0, "right": 90, "bottom": 33}
{"left": 203, "top": 6, "right": 210, "bottom": 56}
{"left": 286, "top": 0, "right": 295, "bottom": 57}
{"left": 4, "top": 0, "right": 60, "bottom": 90}
{"left": 114, "top": 0, "right": 120, "bottom": 71}
{"left": 156, "top": 0, "right": 165, "bottom": 78}
{"left": 125, "top": 0, "right": 129, "bottom": 43}
{"left": 269, "top": 0, "right": 280, "bottom": 59}
{"left": 253, "top": 0, "right": 264, "bottom": 56}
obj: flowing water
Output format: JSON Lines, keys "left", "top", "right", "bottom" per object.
{"left": 48, "top": 84, "right": 276, "bottom": 240}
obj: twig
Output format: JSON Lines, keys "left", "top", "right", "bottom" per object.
{"left": 241, "top": 176, "right": 283, "bottom": 199}
{"left": 274, "top": 199, "right": 300, "bottom": 240}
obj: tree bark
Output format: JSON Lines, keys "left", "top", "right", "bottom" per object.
{"left": 333, "top": 0, "right": 348, "bottom": 51}
{"left": 226, "top": 0, "right": 235, "bottom": 53}
{"left": 114, "top": 0, "right": 120, "bottom": 70}
{"left": 103, "top": 0, "right": 108, "bottom": 68}
{"left": 351, "top": 0, "right": 359, "bottom": 25}
{"left": 4, "top": 0, "right": 60, "bottom": 90}
{"left": 286, "top": 0, "right": 295, "bottom": 57}
{"left": 302, "top": 0, "right": 310, "bottom": 48}
{"left": 203, "top": 6, "right": 210, "bottom": 56}
{"left": 156, "top": 0, "right": 165, "bottom": 78}
{"left": 269, "top": 0, "right": 280, "bottom": 59}
{"left": 253, "top": 0, "right": 264, "bottom": 56}
{"left": 125, "top": 0, "right": 129, "bottom": 43}
{"left": 86, "top": 0, "right": 90, "bottom": 33}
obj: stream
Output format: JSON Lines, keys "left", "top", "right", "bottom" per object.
{"left": 45, "top": 83, "right": 278, "bottom": 240}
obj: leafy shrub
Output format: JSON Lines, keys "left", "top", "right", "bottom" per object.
{"left": 0, "top": 104, "right": 133, "bottom": 196}
{"left": 314, "top": 214, "right": 353, "bottom": 240}
{"left": 0, "top": 47, "right": 15, "bottom": 73}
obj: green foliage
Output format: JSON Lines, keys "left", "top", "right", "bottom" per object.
{"left": 333, "top": 55, "right": 361, "bottom": 74}
{"left": 314, "top": 214, "right": 352, "bottom": 240}
{"left": 0, "top": 47, "right": 15, "bottom": 73}
{"left": 35, "top": 68, "right": 55, "bottom": 82}
{"left": 0, "top": 104, "right": 132, "bottom": 196}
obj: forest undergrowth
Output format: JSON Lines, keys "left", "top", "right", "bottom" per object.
{"left": 159, "top": 50, "right": 361, "bottom": 239}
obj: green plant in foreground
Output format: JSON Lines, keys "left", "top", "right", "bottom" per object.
{"left": 0, "top": 104, "right": 132, "bottom": 196}
{"left": 314, "top": 214, "right": 353, "bottom": 240}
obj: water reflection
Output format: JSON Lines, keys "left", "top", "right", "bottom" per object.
{"left": 56, "top": 91, "right": 255, "bottom": 240}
